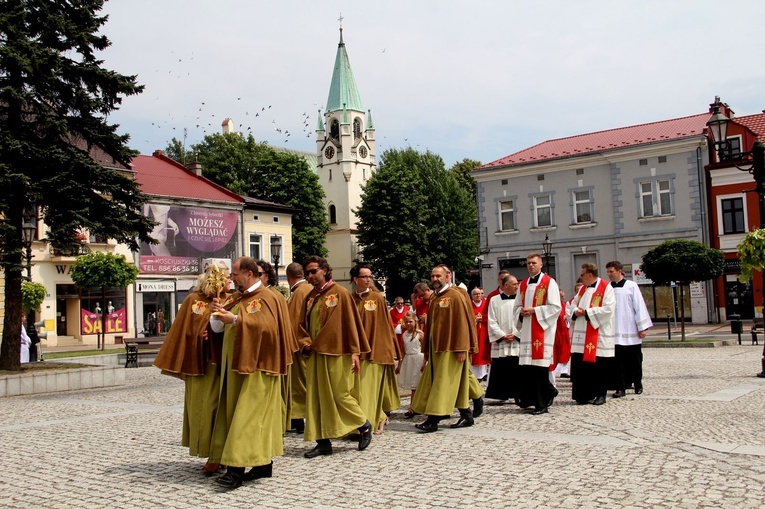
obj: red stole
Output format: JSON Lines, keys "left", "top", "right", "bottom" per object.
{"left": 576, "top": 278, "right": 609, "bottom": 362}
{"left": 519, "top": 274, "right": 551, "bottom": 360}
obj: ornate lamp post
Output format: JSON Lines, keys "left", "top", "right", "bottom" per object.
{"left": 21, "top": 205, "right": 37, "bottom": 281}
{"left": 706, "top": 106, "right": 765, "bottom": 376}
{"left": 542, "top": 234, "right": 553, "bottom": 277}
{"left": 270, "top": 235, "right": 282, "bottom": 282}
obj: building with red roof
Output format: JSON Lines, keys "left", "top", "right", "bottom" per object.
{"left": 26, "top": 149, "right": 296, "bottom": 348}
{"left": 703, "top": 98, "right": 765, "bottom": 321}
{"left": 472, "top": 109, "right": 713, "bottom": 323}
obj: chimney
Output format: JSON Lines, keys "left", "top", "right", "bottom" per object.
{"left": 187, "top": 151, "right": 203, "bottom": 176}
{"left": 222, "top": 118, "right": 234, "bottom": 134}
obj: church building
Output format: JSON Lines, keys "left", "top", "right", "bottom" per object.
{"left": 315, "top": 27, "right": 376, "bottom": 287}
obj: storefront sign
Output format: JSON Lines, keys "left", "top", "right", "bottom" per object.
{"left": 136, "top": 281, "right": 176, "bottom": 293}
{"left": 624, "top": 263, "right": 653, "bottom": 285}
{"left": 81, "top": 307, "right": 127, "bottom": 335}
{"left": 140, "top": 205, "right": 238, "bottom": 274}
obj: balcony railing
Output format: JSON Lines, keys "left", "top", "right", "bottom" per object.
{"left": 49, "top": 244, "right": 91, "bottom": 257}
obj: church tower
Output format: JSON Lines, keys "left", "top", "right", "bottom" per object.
{"left": 316, "top": 27, "right": 376, "bottom": 288}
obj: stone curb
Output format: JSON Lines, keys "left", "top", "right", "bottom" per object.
{"left": 0, "top": 365, "right": 125, "bottom": 397}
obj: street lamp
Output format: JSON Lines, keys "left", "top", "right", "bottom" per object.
{"left": 706, "top": 106, "right": 765, "bottom": 376}
{"left": 270, "top": 235, "right": 282, "bottom": 281}
{"left": 21, "top": 205, "right": 37, "bottom": 281}
{"left": 542, "top": 234, "right": 553, "bottom": 276}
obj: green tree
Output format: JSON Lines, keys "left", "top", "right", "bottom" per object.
{"left": 189, "top": 132, "right": 329, "bottom": 261}
{"left": 356, "top": 147, "right": 479, "bottom": 300}
{"left": 71, "top": 252, "right": 139, "bottom": 350}
{"left": 165, "top": 134, "right": 193, "bottom": 166}
{"left": 641, "top": 239, "right": 724, "bottom": 340}
{"left": 448, "top": 158, "right": 482, "bottom": 202}
{"left": 21, "top": 281, "right": 45, "bottom": 314}
{"left": 0, "top": 0, "right": 154, "bottom": 370}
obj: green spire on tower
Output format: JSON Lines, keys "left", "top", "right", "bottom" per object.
{"left": 326, "top": 28, "right": 364, "bottom": 113}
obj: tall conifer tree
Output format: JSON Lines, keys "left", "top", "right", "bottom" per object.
{"left": 0, "top": 0, "right": 154, "bottom": 370}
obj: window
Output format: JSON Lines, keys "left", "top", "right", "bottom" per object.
{"left": 249, "top": 234, "right": 262, "bottom": 259}
{"left": 329, "top": 204, "right": 337, "bottom": 224}
{"left": 639, "top": 159, "right": 648, "bottom": 166}
{"left": 640, "top": 182, "right": 654, "bottom": 216}
{"left": 252, "top": 214, "right": 259, "bottom": 221}
{"left": 658, "top": 156, "right": 667, "bottom": 163}
{"left": 534, "top": 195, "right": 552, "bottom": 227}
{"left": 499, "top": 200, "right": 515, "bottom": 231}
{"left": 657, "top": 180, "right": 671, "bottom": 215}
{"left": 330, "top": 119, "right": 339, "bottom": 140}
{"left": 88, "top": 233, "right": 107, "bottom": 244}
{"left": 573, "top": 190, "right": 592, "bottom": 223}
{"left": 353, "top": 117, "right": 362, "bottom": 139}
{"left": 273, "top": 216, "right": 279, "bottom": 223}
{"left": 637, "top": 177, "right": 674, "bottom": 218}
{"left": 721, "top": 197, "right": 745, "bottom": 234}
{"left": 723, "top": 136, "right": 742, "bottom": 159}
{"left": 269, "top": 234, "right": 285, "bottom": 267}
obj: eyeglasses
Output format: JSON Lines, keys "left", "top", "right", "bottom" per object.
{"left": 304, "top": 268, "right": 320, "bottom": 275}
{"left": 258, "top": 271, "right": 264, "bottom": 276}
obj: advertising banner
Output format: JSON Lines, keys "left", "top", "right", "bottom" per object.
{"left": 140, "top": 205, "right": 238, "bottom": 274}
{"left": 81, "top": 307, "right": 128, "bottom": 335}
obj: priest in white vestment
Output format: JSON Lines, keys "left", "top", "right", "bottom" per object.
{"left": 570, "top": 263, "right": 615, "bottom": 405}
{"left": 486, "top": 274, "right": 520, "bottom": 402}
{"left": 606, "top": 261, "right": 652, "bottom": 397}
{"left": 513, "top": 254, "right": 561, "bottom": 415}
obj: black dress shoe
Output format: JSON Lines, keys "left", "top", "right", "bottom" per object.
{"left": 634, "top": 386, "right": 643, "bottom": 394}
{"left": 215, "top": 470, "right": 244, "bottom": 489}
{"left": 592, "top": 395, "right": 606, "bottom": 406}
{"left": 547, "top": 387, "right": 559, "bottom": 407}
{"left": 612, "top": 390, "right": 626, "bottom": 398}
{"left": 531, "top": 407, "right": 549, "bottom": 415}
{"left": 559, "top": 373, "right": 570, "bottom": 378}
{"left": 415, "top": 420, "right": 439, "bottom": 433}
{"left": 403, "top": 410, "right": 416, "bottom": 419}
{"left": 472, "top": 396, "right": 484, "bottom": 418}
{"left": 244, "top": 461, "right": 272, "bottom": 481}
{"left": 304, "top": 441, "right": 333, "bottom": 458}
{"left": 449, "top": 416, "right": 474, "bottom": 428}
{"left": 358, "top": 420, "right": 372, "bottom": 451}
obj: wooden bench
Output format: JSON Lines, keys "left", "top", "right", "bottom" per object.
{"left": 124, "top": 337, "right": 165, "bottom": 368}
{"left": 751, "top": 318, "right": 764, "bottom": 345}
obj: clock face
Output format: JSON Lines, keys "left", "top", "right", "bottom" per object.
{"left": 324, "top": 146, "right": 335, "bottom": 159}
{"left": 359, "top": 146, "right": 368, "bottom": 158}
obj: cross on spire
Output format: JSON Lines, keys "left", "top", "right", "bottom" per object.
{"left": 338, "top": 13, "right": 344, "bottom": 28}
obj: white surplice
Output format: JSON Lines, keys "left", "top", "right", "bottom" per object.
{"left": 613, "top": 280, "right": 653, "bottom": 346}
{"left": 513, "top": 274, "right": 561, "bottom": 368}
{"left": 570, "top": 278, "right": 616, "bottom": 358}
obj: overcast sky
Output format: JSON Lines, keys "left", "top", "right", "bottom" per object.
{"left": 100, "top": 0, "right": 765, "bottom": 168}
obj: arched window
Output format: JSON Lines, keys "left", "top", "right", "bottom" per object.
{"left": 330, "top": 119, "right": 340, "bottom": 140}
{"left": 353, "top": 117, "right": 362, "bottom": 139}
{"left": 329, "top": 204, "right": 337, "bottom": 224}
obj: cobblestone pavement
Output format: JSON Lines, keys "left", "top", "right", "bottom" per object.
{"left": 2, "top": 345, "right": 765, "bottom": 508}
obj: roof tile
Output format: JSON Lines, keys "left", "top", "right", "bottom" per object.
{"left": 478, "top": 113, "right": 710, "bottom": 170}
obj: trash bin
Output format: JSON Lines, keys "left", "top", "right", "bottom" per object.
{"left": 729, "top": 313, "right": 742, "bottom": 334}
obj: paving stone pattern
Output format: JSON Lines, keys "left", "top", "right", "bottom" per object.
{"left": 1, "top": 346, "right": 764, "bottom": 508}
